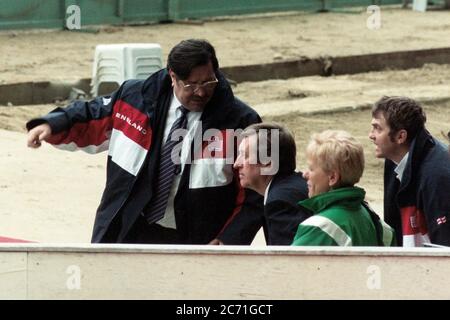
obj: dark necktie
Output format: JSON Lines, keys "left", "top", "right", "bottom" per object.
{"left": 144, "top": 106, "right": 189, "bottom": 225}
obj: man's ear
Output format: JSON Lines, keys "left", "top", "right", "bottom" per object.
{"left": 394, "top": 129, "right": 408, "bottom": 145}
{"left": 260, "top": 160, "right": 279, "bottom": 176}
{"left": 259, "top": 160, "right": 270, "bottom": 174}
{"left": 328, "top": 170, "right": 340, "bottom": 188}
{"left": 168, "top": 69, "right": 176, "bottom": 86}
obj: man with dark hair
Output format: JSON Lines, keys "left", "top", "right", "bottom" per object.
{"left": 26, "top": 39, "right": 262, "bottom": 244}
{"left": 369, "top": 96, "right": 450, "bottom": 247}
{"left": 211, "top": 123, "right": 310, "bottom": 245}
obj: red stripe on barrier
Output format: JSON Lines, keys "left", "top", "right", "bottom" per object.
{"left": 0, "top": 236, "right": 34, "bottom": 243}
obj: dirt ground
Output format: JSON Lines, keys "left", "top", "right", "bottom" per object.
{"left": 0, "top": 7, "right": 449, "bottom": 243}
{"left": 1, "top": 7, "right": 450, "bottom": 84}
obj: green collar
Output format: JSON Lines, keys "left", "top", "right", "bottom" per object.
{"left": 299, "top": 186, "right": 366, "bottom": 213}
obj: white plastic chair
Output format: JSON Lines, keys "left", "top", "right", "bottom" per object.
{"left": 412, "top": 0, "right": 427, "bottom": 11}
{"left": 91, "top": 43, "right": 163, "bottom": 96}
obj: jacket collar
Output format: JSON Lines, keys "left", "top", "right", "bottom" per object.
{"left": 399, "top": 128, "right": 435, "bottom": 191}
{"left": 141, "top": 68, "right": 172, "bottom": 107}
{"left": 298, "top": 187, "right": 366, "bottom": 213}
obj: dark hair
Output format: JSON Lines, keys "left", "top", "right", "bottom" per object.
{"left": 167, "top": 39, "right": 219, "bottom": 80}
{"left": 242, "top": 123, "right": 297, "bottom": 176}
{"left": 372, "top": 96, "right": 427, "bottom": 143}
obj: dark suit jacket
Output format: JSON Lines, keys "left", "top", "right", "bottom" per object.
{"left": 264, "top": 172, "right": 310, "bottom": 245}
{"left": 219, "top": 172, "right": 310, "bottom": 245}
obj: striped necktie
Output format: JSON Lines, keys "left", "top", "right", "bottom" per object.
{"left": 144, "top": 106, "right": 189, "bottom": 225}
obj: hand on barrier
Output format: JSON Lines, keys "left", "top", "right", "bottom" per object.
{"left": 208, "top": 238, "right": 224, "bottom": 245}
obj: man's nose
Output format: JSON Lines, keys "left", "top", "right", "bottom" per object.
{"left": 194, "top": 86, "right": 207, "bottom": 97}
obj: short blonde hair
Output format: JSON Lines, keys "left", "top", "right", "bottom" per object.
{"left": 306, "top": 130, "right": 365, "bottom": 186}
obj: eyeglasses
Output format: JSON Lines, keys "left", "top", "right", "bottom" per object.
{"left": 178, "top": 77, "right": 218, "bottom": 93}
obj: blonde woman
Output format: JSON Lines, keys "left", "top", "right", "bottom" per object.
{"left": 292, "top": 130, "right": 395, "bottom": 246}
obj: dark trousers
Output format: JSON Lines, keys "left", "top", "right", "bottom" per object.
{"left": 123, "top": 214, "right": 180, "bottom": 244}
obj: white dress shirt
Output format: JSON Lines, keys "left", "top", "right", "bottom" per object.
{"left": 157, "top": 93, "right": 202, "bottom": 229}
{"left": 263, "top": 178, "right": 274, "bottom": 206}
{"left": 394, "top": 152, "right": 409, "bottom": 182}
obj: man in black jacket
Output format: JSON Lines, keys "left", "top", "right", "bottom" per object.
{"left": 213, "top": 123, "right": 310, "bottom": 245}
{"left": 26, "top": 39, "right": 262, "bottom": 244}
{"left": 369, "top": 96, "right": 450, "bottom": 247}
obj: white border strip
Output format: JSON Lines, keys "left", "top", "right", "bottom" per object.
{"left": 302, "top": 215, "right": 352, "bottom": 246}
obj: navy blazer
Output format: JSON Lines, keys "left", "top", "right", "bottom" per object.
{"left": 219, "top": 172, "right": 310, "bottom": 245}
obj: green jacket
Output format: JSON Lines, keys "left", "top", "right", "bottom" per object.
{"left": 292, "top": 187, "right": 395, "bottom": 246}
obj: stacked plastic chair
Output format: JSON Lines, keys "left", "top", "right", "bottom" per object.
{"left": 91, "top": 43, "right": 163, "bottom": 96}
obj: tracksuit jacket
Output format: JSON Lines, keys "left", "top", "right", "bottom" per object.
{"left": 384, "top": 128, "right": 450, "bottom": 247}
{"left": 292, "top": 187, "right": 396, "bottom": 246}
{"left": 26, "top": 68, "right": 262, "bottom": 243}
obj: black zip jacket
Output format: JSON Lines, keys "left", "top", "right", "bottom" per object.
{"left": 384, "top": 128, "right": 450, "bottom": 246}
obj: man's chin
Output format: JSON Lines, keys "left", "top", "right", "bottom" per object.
{"left": 240, "top": 183, "right": 251, "bottom": 190}
{"left": 374, "top": 147, "right": 384, "bottom": 158}
{"left": 375, "top": 152, "right": 385, "bottom": 159}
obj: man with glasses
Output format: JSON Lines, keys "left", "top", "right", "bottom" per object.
{"left": 26, "top": 39, "right": 262, "bottom": 244}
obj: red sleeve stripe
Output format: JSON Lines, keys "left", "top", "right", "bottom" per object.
{"left": 47, "top": 117, "right": 112, "bottom": 148}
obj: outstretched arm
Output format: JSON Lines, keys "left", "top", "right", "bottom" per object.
{"left": 27, "top": 123, "right": 52, "bottom": 148}
{"left": 25, "top": 84, "right": 125, "bottom": 153}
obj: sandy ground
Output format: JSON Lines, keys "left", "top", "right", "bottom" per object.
{"left": 1, "top": 7, "right": 450, "bottom": 84}
{"left": 0, "top": 7, "right": 449, "bottom": 243}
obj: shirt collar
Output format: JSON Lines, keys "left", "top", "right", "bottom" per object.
{"left": 172, "top": 93, "right": 183, "bottom": 111}
{"left": 394, "top": 152, "right": 409, "bottom": 182}
{"left": 263, "top": 178, "right": 274, "bottom": 205}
